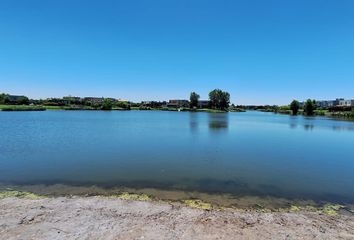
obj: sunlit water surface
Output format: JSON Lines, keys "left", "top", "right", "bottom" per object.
{"left": 1, "top": 111, "right": 354, "bottom": 205}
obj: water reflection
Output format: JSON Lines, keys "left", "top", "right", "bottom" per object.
{"left": 189, "top": 112, "right": 199, "bottom": 132}
{"left": 289, "top": 118, "right": 354, "bottom": 132}
{"left": 208, "top": 113, "right": 229, "bottom": 132}
{"left": 304, "top": 124, "right": 314, "bottom": 131}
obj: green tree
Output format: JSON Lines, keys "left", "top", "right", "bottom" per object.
{"left": 18, "top": 96, "right": 29, "bottom": 105}
{"left": 101, "top": 99, "right": 113, "bottom": 110}
{"left": 208, "top": 89, "right": 230, "bottom": 110}
{"left": 189, "top": 92, "right": 200, "bottom": 108}
{"left": 290, "top": 100, "right": 300, "bottom": 115}
{"left": 220, "top": 91, "right": 230, "bottom": 109}
{"left": 0, "top": 93, "right": 10, "bottom": 104}
{"left": 304, "top": 99, "right": 316, "bottom": 116}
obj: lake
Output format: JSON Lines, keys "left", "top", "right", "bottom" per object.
{"left": 1, "top": 110, "right": 354, "bottom": 205}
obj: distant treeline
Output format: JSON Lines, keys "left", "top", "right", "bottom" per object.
{"left": 239, "top": 99, "right": 354, "bottom": 118}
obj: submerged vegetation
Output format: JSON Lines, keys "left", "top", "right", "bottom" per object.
{"left": 183, "top": 199, "right": 212, "bottom": 210}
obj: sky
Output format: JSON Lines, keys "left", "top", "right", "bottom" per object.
{"left": 0, "top": 0, "right": 354, "bottom": 105}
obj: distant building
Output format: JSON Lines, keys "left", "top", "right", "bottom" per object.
{"left": 167, "top": 100, "right": 189, "bottom": 108}
{"left": 333, "top": 98, "right": 344, "bottom": 106}
{"left": 339, "top": 99, "right": 354, "bottom": 107}
{"left": 198, "top": 100, "right": 210, "bottom": 108}
{"left": 315, "top": 98, "right": 353, "bottom": 108}
{"left": 316, "top": 100, "right": 334, "bottom": 108}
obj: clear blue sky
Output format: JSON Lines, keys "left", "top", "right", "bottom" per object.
{"left": 1, "top": 0, "right": 353, "bottom": 104}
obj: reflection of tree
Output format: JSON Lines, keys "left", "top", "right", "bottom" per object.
{"left": 208, "top": 113, "right": 229, "bottom": 131}
{"left": 189, "top": 112, "right": 199, "bottom": 132}
{"left": 304, "top": 124, "right": 314, "bottom": 131}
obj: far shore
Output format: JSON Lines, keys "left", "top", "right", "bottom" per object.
{"left": 0, "top": 104, "right": 242, "bottom": 113}
{"left": 1, "top": 192, "right": 354, "bottom": 239}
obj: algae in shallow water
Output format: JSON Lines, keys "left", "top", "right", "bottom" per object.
{"left": 289, "top": 205, "right": 301, "bottom": 212}
{"left": 0, "top": 191, "right": 43, "bottom": 199}
{"left": 114, "top": 192, "right": 151, "bottom": 201}
{"left": 183, "top": 199, "right": 212, "bottom": 210}
{"left": 321, "top": 204, "right": 344, "bottom": 216}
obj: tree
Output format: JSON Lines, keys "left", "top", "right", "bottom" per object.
{"left": 0, "top": 93, "right": 10, "bottom": 104}
{"left": 304, "top": 99, "right": 316, "bottom": 116}
{"left": 290, "top": 100, "right": 300, "bottom": 115}
{"left": 220, "top": 91, "right": 230, "bottom": 109}
{"left": 18, "top": 96, "right": 29, "bottom": 105}
{"left": 208, "top": 89, "right": 230, "bottom": 110}
{"left": 102, "top": 99, "right": 113, "bottom": 110}
{"left": 189, "top": 92, "right": 200, "bottom": 108}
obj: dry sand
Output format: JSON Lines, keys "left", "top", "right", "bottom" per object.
{"left": 1, "top": 196, "right": 354, "bottom": 240}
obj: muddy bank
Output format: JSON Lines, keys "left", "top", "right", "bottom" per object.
{"left": 1, "top": 195, "right": 354, "bottom": 240}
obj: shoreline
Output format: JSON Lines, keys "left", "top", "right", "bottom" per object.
{"left": 1, "top": 193, "right": 354, "bottom": 239}
{"left": 1, "top": 184, "right": 354, "bottom": 215}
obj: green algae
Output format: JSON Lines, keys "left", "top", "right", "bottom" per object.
{"left": 113, "top": 192, "right": 151, "bottom": 201}
{"left": 321, "top": 204, "right": 344, "bottom": 216}
{"left": 0, "top": 191, "right": 44, "bottom": 199}
{"left": 289, "top": 205, "right": 301, "bottom": 212}
{"left": 183, "top": 199, "right": 212, "bottom": 210}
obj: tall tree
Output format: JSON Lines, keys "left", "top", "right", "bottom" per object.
{"left": 102, "top": 99, "right": 113, "bottom": 110}
{"left": 290, "top": 100, "right": 300, "bottom": 115}
{"left": 18, "top": 96, "right": 29, "bottom": 105}
{"left": 208, "top": 89, "right": 230, "bottom": 110}
{"left": 304, "top": 99, "right": 316, "bottom": 116}
{"left": 189, "top": 92, "right": 200, "bottom": 108}
{"left": 220, "top": 91, "right": 230, "bottom": 109}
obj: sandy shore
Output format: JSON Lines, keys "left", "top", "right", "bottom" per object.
{"left": 1, "top": 196, "right": 354, "bottom": 240}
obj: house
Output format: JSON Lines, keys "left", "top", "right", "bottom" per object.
{"left": 315, "top": 98, "right": 350, "bottom": 108}
{"left": 339, "top": 99, "right": 354, "bottom": 107}
{"left": 316, "top": 100, "right": 334, "bottom": 108}
{"left": 198, "top": 100, "right": 210, "bottom": 108}
{"left": 166, "top": 100, "right": 189, "bottom": 108}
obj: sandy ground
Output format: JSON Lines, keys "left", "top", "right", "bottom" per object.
{"left": 1, "top": 196, "right": 354, "bottom": 240}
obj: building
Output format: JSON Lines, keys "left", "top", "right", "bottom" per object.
{"left": 339, "top": 99, "right": 354, "bottom": 107}
{"left": 198, "top": 100, "right": 210, "bottom": 108}
{"left": 166, "top": 100, "right": 189, "bottom": 108}
{"left": 316, "top": 100, "right": 335, "bottom": 108}
{"left": 315, "top": 98, "right": 352, "bottom": 108}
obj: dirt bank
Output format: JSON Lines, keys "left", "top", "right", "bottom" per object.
{"left": 1, "top": 196, "right": 354, "bottom": 240}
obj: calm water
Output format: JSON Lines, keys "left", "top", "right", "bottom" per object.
{"left": 1, "top": 111, "right": 354, "bottom": 203}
